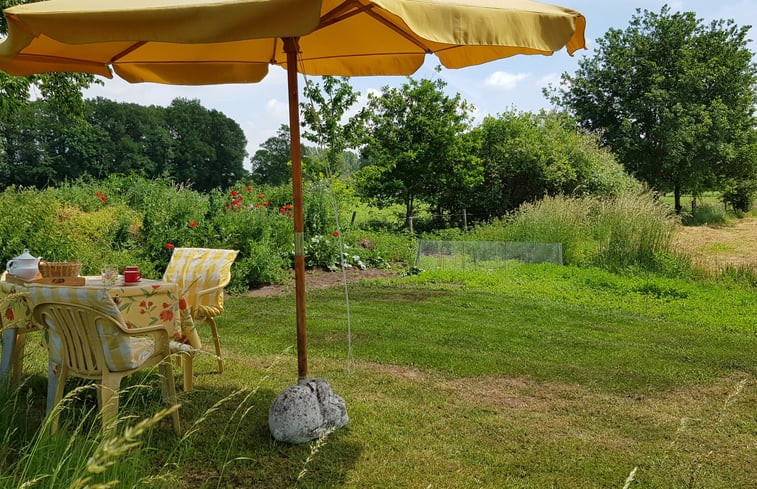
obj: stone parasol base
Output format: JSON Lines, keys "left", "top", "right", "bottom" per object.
{"left": 268, "top": 378, "right": 348, "bottom": 444}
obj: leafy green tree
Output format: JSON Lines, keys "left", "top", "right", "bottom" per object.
{"left": 1, "top": 0, "right": 98, "bottom": 188}
{"left": 0, "top": 100, "right": 110, "bottom": 187}
{"left": 357, "top": 77, "right": 480, "bottom": 221}
{"left": 549, "top": 6, "right": 757, "bottom": 213}
{"left": 468, "top": 110, "right": 640, "bottom": 219}
{"left": 250, "top": 124, "right": 292, "bottom": 185}
{"left": 86, "top": 98, "right": 173, "bottom": 178}
{"left": 164, "top": 98, "right": 248, "bottom": 191}
{"left": 301, "top": 76, "right": 364, "bottom": 178}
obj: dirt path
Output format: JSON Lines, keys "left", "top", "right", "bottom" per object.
{"left": 246, "top": 267, "right": 397, "bottom": 298}
{"left": 673, "top": 217, "right": 757, "bottom": 271}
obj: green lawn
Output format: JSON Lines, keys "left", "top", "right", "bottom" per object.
{"left": 2, "top": 264, "right": 755, "bottom": 488}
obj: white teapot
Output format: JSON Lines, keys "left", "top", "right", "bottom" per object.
{"left": 6, "top": 249, "right": 41, "bottom": 280}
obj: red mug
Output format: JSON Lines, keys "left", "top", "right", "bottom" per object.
{"left": 123, "top": 266, "right": 141, "bottom": 283}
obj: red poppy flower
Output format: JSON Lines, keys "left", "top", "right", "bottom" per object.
{"left": 96, "top": 191, "right": 102, "bottom": 197}
{"left": 263, "top": 201, "right": 269, "bottom": 207}
{"left": 247, "top": 186, "right": 253, "bottom": 191}
{"left": 254, "top": 203, "right": 261, "bottom": 208}
{"left": 165, "top": 243, "right": 175, "bottom": 249}
{"left": 100, "top": 195, "right": 107, "bottom": 202}
{"left": 188, "top": 221, "right": 198, "bottom": 228}
{"left": 231, "top": 190, "right": 239, "bottom": 196}
{"left": 332, "top": 231, "right": 340, "bottom": 237}
{"left": 257, "top": 193, "right": 264, "bottom": 200}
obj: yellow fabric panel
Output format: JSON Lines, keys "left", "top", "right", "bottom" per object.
{"left": 162, "top": 248, "right": 238, "bottom": 319}
{"left": 0, "top": 0, "right": 587, "bottom": 84}
{"left": 3, "top": 0, "right": 321, "bottom": 44}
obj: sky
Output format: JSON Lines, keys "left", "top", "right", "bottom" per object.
{"left": 81, "top": 1, "right": 757, "bottom": 168}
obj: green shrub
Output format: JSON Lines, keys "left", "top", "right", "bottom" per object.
{"left": 343, "top": 229, "right": 410, "bottom": 266}
{"left": 682, "top": 202, "right": 728, "bottom": 226}
{"left": 722, "top": 180, "right": 755, "bottom": 213}
{"left": 0, "top": 187, "right": 76, "bottom": 264}
{"left": 305, "top": 234, "right": 341, "bottom": 270}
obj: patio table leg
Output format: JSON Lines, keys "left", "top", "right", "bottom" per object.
{"left": 10, "top": 331, "right": 27, "bottom": 385}
{"left": 0, "top": 328, "right": 18, "bottom": 385}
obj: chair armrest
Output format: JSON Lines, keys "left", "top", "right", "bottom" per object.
{"left": 117, "top": 322, "right": 172, "bottom": 337}
{"left": 195, "top": 282, "right": 229, "bottom": 298}
{"left": 119, "top": 323, "right": 173, "bottom": 353}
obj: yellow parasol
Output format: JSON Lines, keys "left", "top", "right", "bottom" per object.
{"left": 0, "top": 0, "right": 586, "bottom": 381}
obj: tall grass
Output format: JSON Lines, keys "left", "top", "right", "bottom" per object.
{"left": 682, "top": 203, "right": 729, "bottom": 226}
{"left": 593, "top": 191, "right": 680, "bottom": 272}
{"left": 0, "top": 349, "right": 290, "bottom": 489}
{"left": 467, "top": 191, "right": 684, "bottom": 273}
{"left": 500, "top": 195, "right": 596, "bottom": 265}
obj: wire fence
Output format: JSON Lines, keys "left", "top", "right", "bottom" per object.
{"left": 415, "top": 240, "right": 563, "bottom": 271}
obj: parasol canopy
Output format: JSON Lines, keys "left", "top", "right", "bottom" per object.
{"left": 0, "top": 0, "right": 586, "bottom": 380}
{"left": 0, "top": 0, "right": 586, "bottom": 84}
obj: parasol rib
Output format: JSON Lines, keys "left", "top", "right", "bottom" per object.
{"left": 318, "top": 0, "right": 431, "bottom": 53}
{"left": 110, "top": 41, "right": 147, "bottom": 64}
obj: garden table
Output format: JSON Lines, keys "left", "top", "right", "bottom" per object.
{"left": 0, "top": 276, "right": 200, "bottom": 386}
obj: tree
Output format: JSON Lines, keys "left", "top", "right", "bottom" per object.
{"left": 250, "top": 124, "right": 292, "bottom": 185}
{"left": 356, "top": 77, "right": 480, "bottom": 221}
{"left": 0, "top": 99, "right": 111, "bottom": 187}
{"left": 468, "top": 110, "right": 640, "bottom": 219}
{"left": 549, "top": 6, "right": 757, "bottom": 213}
{"left": 1, "top": 1, "right": 100, "bottom": 189}
{"left": 301, "top": 76, "right": 364, "bottom": 178}
{"left": 86, "top": 98, "right": 173, "bottom": 178}
{"left": 164, "top": 98, "right": 248, "bottom": 191}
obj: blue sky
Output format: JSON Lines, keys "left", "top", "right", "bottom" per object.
{"left": 82, "top": 1, "right": 757, "bottom": 166}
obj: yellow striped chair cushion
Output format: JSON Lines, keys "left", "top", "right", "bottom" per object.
{"left": 162, "top": 248, "right": 238, "bottom": 319}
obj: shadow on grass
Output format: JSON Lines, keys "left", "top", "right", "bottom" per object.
{"left": 3, "top": 370, "right": 362, "bottom": 488}
{"left": 175, "top": 383, "right": 362, "bottom": 488}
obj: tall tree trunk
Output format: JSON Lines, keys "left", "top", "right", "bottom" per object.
{"left": 674, "top": 185, "right": 682, "bottom": 215}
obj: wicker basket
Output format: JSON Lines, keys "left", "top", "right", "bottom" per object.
{"left": 39, "top": 260, "right": 82, "bottom": 278}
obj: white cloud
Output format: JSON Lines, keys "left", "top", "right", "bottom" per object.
{"left": 483, "top": 71, "right": 530, "bottom": 90}
{"left": 265, "top": 98, "right": 288, "bottom": 118}
{"left": 537, "top": 72, "right": 562, "bottom": 89}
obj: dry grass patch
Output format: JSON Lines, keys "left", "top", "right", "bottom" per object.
{"left": 674, "top": 217, "right": 757, "bottom": 271}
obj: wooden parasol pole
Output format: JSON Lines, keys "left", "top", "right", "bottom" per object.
{"left": 283, "top": 37, "right": 308, "bottom": 380}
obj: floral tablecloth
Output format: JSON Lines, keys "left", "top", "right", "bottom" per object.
{"left": 0, "top": 276, "right": 200, "bottom": 383}
{"left": 87, "top": 277, "right": 201, "bottom": 348}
